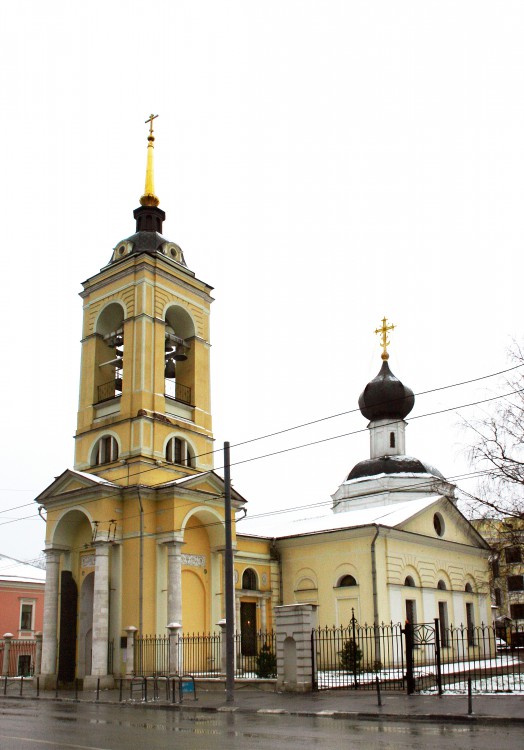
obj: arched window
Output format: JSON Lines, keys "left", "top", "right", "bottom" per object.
{"left": 166, "top": 437, "right": 195, "bottom": 467}
{"left": 337, "top": 574, "right": 357, "bottom": 587}
{"left": 242, "top": 568, "right": 257, "bottom": 590}
{"left": 404, "top": 576, "right": 416, "bottom": 587}
{"left": 437, "top": 580, "right": 447, "bottom": 591}
{"left": 93, "top": 436, "right": 118, "bottom": 466}
{"left": 465, "top": 582, "right": 473, "bottom": 593}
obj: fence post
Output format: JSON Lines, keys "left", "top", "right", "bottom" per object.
{"left": 434, "top": 618, "right": 442, "bottom": 696}
{"left": 2, "top": 634, "right": 13, "bottom": 677}
{"left": 217, "top": 619, "right": 227, "bottom": 675}
{"left": 125, "top": 626, "right": 137, "bottom": 677}
{"left": 167, "top": 623, "right": 181, "bottom": 675}
{"left": 34, "top": 632, "right": 43, "bottom": 677}
{"left": 404, "top": 623, "right": 415, "bottom": 695}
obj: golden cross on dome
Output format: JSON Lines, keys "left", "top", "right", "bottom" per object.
{"left": 374, "top": 317, "right": 395, "bottom": 360}
{"left": 145, "top": 113, "right": 158, "bottom": 137}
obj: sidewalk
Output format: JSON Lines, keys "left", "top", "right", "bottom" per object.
{"left": 2, "top": 679, "right": 523, "bottom": 725}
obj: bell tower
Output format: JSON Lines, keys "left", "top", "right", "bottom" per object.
{"left": 74, "top": 116, "right": 214, "bottom": 485}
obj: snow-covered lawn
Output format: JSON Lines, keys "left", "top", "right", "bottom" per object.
{"left": 317, "top": 653, "right": 524, "bottom": 694}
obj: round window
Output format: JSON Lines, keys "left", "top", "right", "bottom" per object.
{"left": 433, "top": 512, "right": 445, "bottom": 537}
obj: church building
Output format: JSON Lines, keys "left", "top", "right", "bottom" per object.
{"left": 35, "top": 120, "right": 491, "bottom": 687}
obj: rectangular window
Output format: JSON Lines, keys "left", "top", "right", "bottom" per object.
{"left": 20, "top": 602, "right": 34, "bottom": 631}
{"left": 405, "top": 599, "right": 416, "bottom": 625}
{"left": 466, "top": 603, "right": 475, "bottom": 647}
{"left": 438, "top": 602, "right": 449, "bottom": 648}
{"left": 505, "top": 546, "right": 522, "bottom": 564}
{"left": 491, "top": 559, "right": 500, "bottom": 578}
{"left": 494, "top": 588, "right": 502, "bottom": 607}
{"left": 507, "top": 575, "right": 524, "bottom": 592}
{"left": 510, "top": 603, "right": 524, "bottom": 620}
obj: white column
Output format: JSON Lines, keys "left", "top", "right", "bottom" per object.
{"left": 166, "top": 540, "right": 184, "bottom": 626}
{"left": 91, "top": 542, "right": 111, "bottom": 677}
{"left": 41, "top": 548, "right": 62, "bottom": 678}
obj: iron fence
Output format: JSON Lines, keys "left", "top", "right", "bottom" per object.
{"left": 312, "top": 619, "right": 405, "bottom": 691}
{"left": 0, "top": 639, "right": 37, "bottom": 677}
{"left": 234, "top": 630, "right": 277, "bottom": 677}
{"left": 133, "top": 631, "right": 276, "bottom": 678}
{"left": 135, "top": 635, "right": 170, "bottom": 676}
{"left": 312, "top": 617, "right": 524, "bottom": 694}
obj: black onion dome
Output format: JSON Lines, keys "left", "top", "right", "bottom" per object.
{"left": 358, "top": 360, "right": 415, "bottom": 421}
{"left": 347, "top": 455, "right": 445, "bottom": 481}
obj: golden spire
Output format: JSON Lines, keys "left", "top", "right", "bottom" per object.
{"left": 140, "top": 114, "right": 160, "bottom": 207}
{"left": 374, "top": 317, "right": 395, "bottom": 360}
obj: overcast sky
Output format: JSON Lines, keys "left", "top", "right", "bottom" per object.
{"left": 0, "top": 1, "right": 522, "bottom": 563}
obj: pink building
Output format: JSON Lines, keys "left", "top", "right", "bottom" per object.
{"left": 0, "top": 554, "right": 45, "bottom": 638}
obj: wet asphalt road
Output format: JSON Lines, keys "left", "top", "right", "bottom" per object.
{"left": 0, "top": 699, "right": 522, "bottom": 750}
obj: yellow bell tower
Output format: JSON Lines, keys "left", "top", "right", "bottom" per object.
{"left": 74, "top": 116, "right": 214, "bottom": 485}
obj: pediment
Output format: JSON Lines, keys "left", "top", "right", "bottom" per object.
{"left": 398, "top": 497, "right": 490, "bottom": 550}
{"left": 35, "top": 469, "right": 117, "bottom": 504}
{"left": 170, "top": 471, "right": 247, "bottom": 505}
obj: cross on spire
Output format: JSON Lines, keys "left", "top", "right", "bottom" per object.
{"left": 145, "top": 113, "right": 158, "bottom": 138}
{"left": 374, "top": 317, "right": 395, "bottom": 360}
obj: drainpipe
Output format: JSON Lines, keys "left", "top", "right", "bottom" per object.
{"left": 137, "top": 488, "right": 144, "bottom": 636}
{"left": 371, "top": 524, "right": 381, "bottom": 665}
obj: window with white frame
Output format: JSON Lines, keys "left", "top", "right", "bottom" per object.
{"left": 19, "top": 600, "right": 35, "bottom": 632}
{"left": 166, "top": 437, "right": 194, "bottom": 467}
{"left": 93, "top": 435, "right": 119, "bottom": 466}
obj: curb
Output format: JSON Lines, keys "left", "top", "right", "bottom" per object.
{"left": 2, "top": 694, "right": 524, "bottom": 726}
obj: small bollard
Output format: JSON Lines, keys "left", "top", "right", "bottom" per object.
{"left": 55, "top": 678, "right": 59, "bottom": 699}
{"left": 171, "top": 678, "right": 177, "bottom": 704}
{"left": 36, "top": 676, "right": 40, "bottom": 697}
{"left": 467, "top": 677, "right": 473, "bottom": 715}
{"left": 375, "top": 676, "right": 382, "bottom": 707}
{"left": 96, "top": 678, "right": 100, "bottom": 701}
{"left": 20, "top": 676, "right": 23, "bottom": 696}
{"left": 119, "top": 678, "right": 123, "bottom": 702}
{"left": 3, "top": 676, "right": 7, "bottom": 696}
{"left": 75, "top": 679, "right": 79, "bottom": 701}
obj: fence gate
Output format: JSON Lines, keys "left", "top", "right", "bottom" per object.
{"left": 404, "top": 620, "right": 442, "bottom": 694}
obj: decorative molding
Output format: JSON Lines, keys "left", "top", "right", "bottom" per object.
{"left": 182, "top": 553, "right": 206, "bottom": 568}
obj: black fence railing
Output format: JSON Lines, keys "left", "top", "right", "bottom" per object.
{"left": 135, "top": 635, "right": 170, "bottom": 677}
{"left": 0, "top": 639, "right": 37, "bottom": 677}
{"left": 312, "top": 617, "right": 524, "bottom": 694}
{"left": 133, "top": 631, "right": 276, "bottom": 678}
{"left": 235, "top": 631, "right": 277, "bottom": 677}
{"left": 312, "top": 620, "right": 405, "bottom": 691}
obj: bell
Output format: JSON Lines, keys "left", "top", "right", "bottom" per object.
{"left": 115, "top": 349, "right": 123, "bottom": 358}
{"left": 115, "top": 377, "right": 123, "bottom": 391}
{"left": 165, "top": 339, "right": 174, "bottom": 352}
{"left": 114, "top": 359, "right": 123, "bottom": 370}
{"left": 165, "top": 358, "right": 176, "bottom": 378}
{"left": 173, "top": 344, "right": 188, "bottom": 361}
{"left": 115, "top": 335, "right": 124, "bottom": 347}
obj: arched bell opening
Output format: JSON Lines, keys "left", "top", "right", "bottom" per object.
{"left": 164, "top": 305, "right": 196, "bottom": 405}
{"left": 94, "top": 302, "right": 125, "bottom": 403}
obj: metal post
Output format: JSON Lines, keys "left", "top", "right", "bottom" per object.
{"left": 224, "top": 442, "right": 235, "bottom": 703}
{"left": 376, "top": 675, "right": 382, "bottom": 707}
{"left": 434, "top": 618, "right": 443, "bottom": 696}
{"left": 404, "top": 622, "right": 415, "bottom": 695}
{"left": 96, "top": 677, "right": 100, "bottom": 701}
{"left": 467, "top": 677, "right": 473, "bottom": 715}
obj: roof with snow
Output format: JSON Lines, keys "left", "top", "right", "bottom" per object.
{"left": 0, "top": 554, "right": 46, "bottom": 584}
{"left": 238, "top": 495, "right": 442, "bottom": 540}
